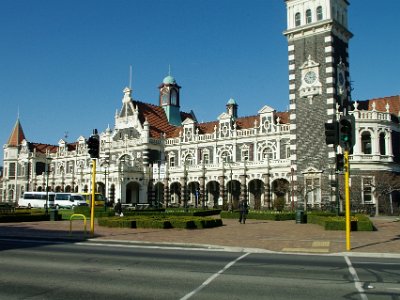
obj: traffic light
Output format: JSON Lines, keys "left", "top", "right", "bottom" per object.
{"left": 87, "top": 130, "right": 100, "bottom": 159}
{"left": 324, "top": 121, "right": 338, "bottom": 145}
{"left": 336, "top": 153, "right": 344, "bottom": 171}
{"left": 339, "top": 115, "right": 355, "bottom": 149}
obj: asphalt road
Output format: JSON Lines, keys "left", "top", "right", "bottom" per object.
{"left": 0, "top": 238, "right": 398, "bottom": 300}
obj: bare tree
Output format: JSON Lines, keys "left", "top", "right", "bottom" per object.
{"left": 371, "top": 171, "right": 400, "bottom": 215}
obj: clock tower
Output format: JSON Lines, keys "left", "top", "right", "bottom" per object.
{"left": 283, "top": 0, "right": 353, "bottom": 194}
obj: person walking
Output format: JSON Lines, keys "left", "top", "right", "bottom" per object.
{"left": 238, "top": 200, "right": 248, "bottom": 224}
{"left": 114, "top": 199, "right": 122, "bottom": 216}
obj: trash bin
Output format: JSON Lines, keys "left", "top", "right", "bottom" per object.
{"left": 50, "top": 209, "right": 58, "bottom": 221}
{"left": 296, "top": 210, "right": 304, "bottom": 224}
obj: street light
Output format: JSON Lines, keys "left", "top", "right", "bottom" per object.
{"left": 45, "top": 156, "right": 52, "bottom": 215}
{"left": 291, "top": 167, "right": 295, "bottom": 211}
{"left": 183, "top": 160, "right": 189, "bottom": 212}
{"left": 102, "top": 155, "right": 109, "bottom": 212}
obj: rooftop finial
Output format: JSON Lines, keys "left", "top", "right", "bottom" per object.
{"left": 168, "top": 64, "right": 171, "bottom": 76}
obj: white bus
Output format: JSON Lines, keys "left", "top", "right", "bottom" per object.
{"left": 54, "top": 193, "right": 87, "bottom": 209}
{"left": 18, "top": 192, "right": 55, "bottom": 209}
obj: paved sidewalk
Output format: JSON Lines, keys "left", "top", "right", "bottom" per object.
{"left": 0, "top": 216, "right": 399, "bottom": 255}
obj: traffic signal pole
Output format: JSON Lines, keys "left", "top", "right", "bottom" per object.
{"left": 87, "top": 129, "right": 99, "bottom": 236}
{"left": 344, "top": 150, "right": 351, "bottom": 251}
{"left": 90, "top": 158, "right": 96, "bottom": 236}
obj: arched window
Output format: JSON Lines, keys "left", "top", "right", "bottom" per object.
{"left": 379, "top": 133, "right": 386, "bottom": 155}
{"left": 361, "top": 132, "right": 372, "bottom": 154}
{"left": 295, "top": 12, "right": 301, "bottom": 26}
{"left": 306, "top": 9, "right": 312, "bottom": 23}
{"left": 316, "top": 6, "right": 323, "bottom": 21}
{"left": 262, "top": 147, "right": 275, "bottom": 160}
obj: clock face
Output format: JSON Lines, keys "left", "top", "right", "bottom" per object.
{"left": 304, "top": 71, "right": 317, "bottom": 84}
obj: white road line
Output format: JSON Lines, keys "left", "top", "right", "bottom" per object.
{"left": 180, "top": 252, "right": 250, "bottom": 300}
{"left": 344, "top": 256, "right": 368, "bottom": 300}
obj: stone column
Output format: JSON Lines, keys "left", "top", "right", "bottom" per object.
{"left": 240, "top": 174, "right": 247, "bottom": 205}
{"left": 263, "top": 173, "right": 271, "bottom": 209}
{"left": 218, "top": 175, "right": 225, "bottom": 208}
{"left": 163, "top": 177, "right": 169, "bottom": 208}
{"left": 181, "top": 176, "right": 187, "bottom": 209}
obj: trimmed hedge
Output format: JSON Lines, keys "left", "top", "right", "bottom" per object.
{"left": 307, "top": 213, "right": 374, "bottom": 231}
{"left": 221, "top": 210, "right": 295, "bottom": 221}
{"left": 98, "top": 215, "right": 223, "bottom": 229}
{"left": 73, "top": 206, "right": 114, "bottom": 218}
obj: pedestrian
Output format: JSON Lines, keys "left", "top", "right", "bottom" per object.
{"left": 238, "top": 200, "right": 248, "bottom": 224}
{"left": 114, "top": 199, "right": 122, "bottom": 216}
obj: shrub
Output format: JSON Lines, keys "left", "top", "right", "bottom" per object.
{"left": 221, "top": 210, "right": 295, "bottom": 221}
{"left": 307, "top": 213, "right": 374, "bottom": 231}
{"left": 98, "top": 215, "right": 223, "bottom": 229}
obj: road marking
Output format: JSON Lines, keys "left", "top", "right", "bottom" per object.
{"left": 344, "top": 256, "right": 368, "bottom": 300}
{"left": 281, "top": 247, "right": 330, "bottom": 253}
{"left": 312, "top": 241, "right": 330, "bottom": 247}
{"left": 180, "top": 252, "right": 250, "bottom": 300}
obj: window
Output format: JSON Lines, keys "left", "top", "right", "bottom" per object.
{"left": 171, "top": 90, "right": 177, "bottom": 105}
{"left": 306, "top": 9, "right": 312, "bottom": 23}
{"left": 262, "top": 147, "right": 274, "bottom": 160}
{"left": 362, "top": 177, "right": 373, "bottom": 203}
{"left": 379, "top": 133, "right": 386, "bottom": 155}
{"left": 316, "top": 6, "right": 323, "bottom": 21}
{"left": 285, "top": 144, "right": 291, "bottom": 159}
{"left": 161, "top": 93, "right": 168, "bottom": 104}
{"left": 305, "top": 177, "right": 321, "bottom": 206}
{"left": 242, "top": 150, "right": 249, "bottom": 161}
{"left": 169, "top": 156, "right": 175, "bottom": 167}
{"left": 184, "top": 154, "right": 194, "bottom": 165}
{"left": 8, "top": 163, "right": 16, "bottom": 178}
{"left": 295, "top": 12, "right": 301, "bottom": 26}
{"left": 203, "top": 153, "right": 210, "bottom": 164}
{"left": 361, "top": 132, "right": 372, "bottom": 154}
{"left": 221, "top": 152, "right": 231, "bottom": 163}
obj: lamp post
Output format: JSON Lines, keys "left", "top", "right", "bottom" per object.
{"left": 102, "top": 157, "right": 109, "bottom": 212}
{"left": 45, "top": 156, "right": 52, "bottom": 215}
{"left": 229, "top": 166, "right": 233, "bottom": 212}
{"left": 183, "top": 161, "right": 188, "bottom": 212}
{"left": 291, "top": 167, "right": 295, "bottom": 211}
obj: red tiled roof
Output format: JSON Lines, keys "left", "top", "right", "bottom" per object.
{"left": 276, "top": 111, "right": 290, "bottom": 124}
{"left": 164, "top": 111, "right": 290, "bottom": 138}
{"left": 133, "top": 101, "right": 176, "bottom": 138}
{"left": 354, "top": 95, "right": 400, "bottom": 115}
{"left": 7, "top": 119, "right": 26, "bottom": 146}
{"left": 30, "top": 143, "right": 58, "bottom": 154}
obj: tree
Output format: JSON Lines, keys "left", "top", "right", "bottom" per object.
{"left": 371, "top": 171, "right": 400, "bottom": 215}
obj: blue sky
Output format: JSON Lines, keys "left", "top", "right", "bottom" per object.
{"left": 1, "top": 0, "right": 399, "bottom": 165}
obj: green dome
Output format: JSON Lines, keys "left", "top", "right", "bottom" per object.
{"left": 227, "top": 98, "right": 237, "bottom": 105}
{"left": 163, "top": 75, "right": 176, "bottom": 84}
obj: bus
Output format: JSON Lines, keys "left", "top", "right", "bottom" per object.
{"left": 18, "top": 192, "right": 55, "bottom": 209}
{"left": 80, "top": 192, "right": 106, "bottom": 206}
{"left": 54, "top": 193, "right": 88, "bottom": 209}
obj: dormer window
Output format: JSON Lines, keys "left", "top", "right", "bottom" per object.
{"left": 316, "top": 6, "right": 323, "bottom": 21}
{"left": 306, "top": 9, "right": 312, "bottom": 24}
{"left": 295, "top": 12, "right": 301, "bottom": 26}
